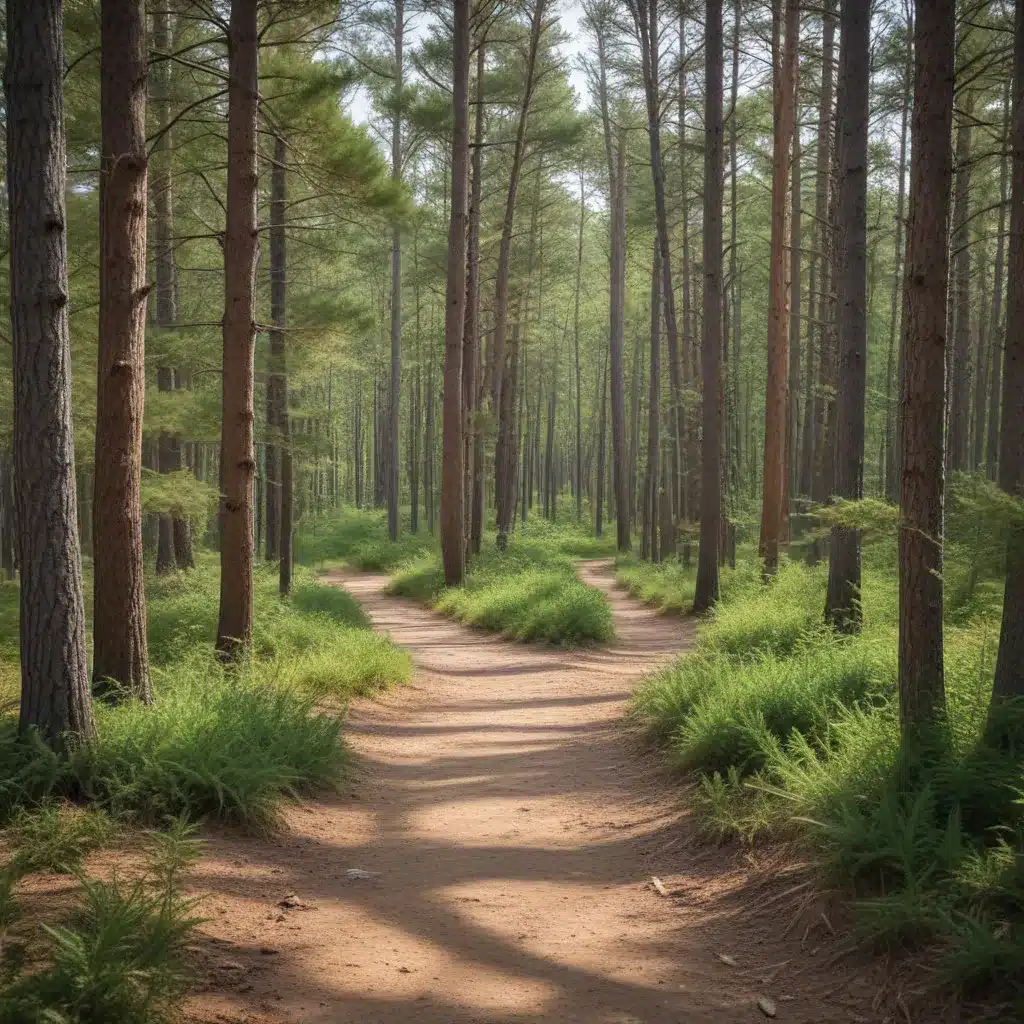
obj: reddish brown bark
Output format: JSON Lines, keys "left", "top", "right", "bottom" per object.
{"left": 216, "top": 0, "right": 259, "bottom": 656}
{"left": 92, "top": 0, "right": 151, "bottom": 700}
{"left": 899, "top": 0, "right": 955, "bottom": 737}
{"left": 7, "top": 0, "right": 95, "bottom": 746}
{"left": 441, "top": 0, "right": 470, "bottom": 585}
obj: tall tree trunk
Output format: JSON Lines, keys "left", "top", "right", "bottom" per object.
{"left": 972, "top": 232, "right": 990, "bottom": 472}
{"left": 800, "top": 0, "right": 835, "bottom": 499}
{"left": 987, "top": 81, "right": 1011, "bottom": 482}
{"left": 824, "top": 0, "right": 869, "bottom": 633}
{"left": 883, "top": 13, "right": 911, "bottom": 502}
{"left": 596, "top": 352, "right": 608, "bottom": 538}
{"left": 632, "top": 0, "right": 683, "bottom": 535}
{"left": 729, "top": 0, "right": 742, "bottom": 496}
{"left": 464, "top": 37, "right": 484, "bottom": 558}
{"left": 266, "top": 137, "right": 287, "bottom": 563}
{"left": 153, "top": 6, "right": 177, "bottom": 574}
{"left": 92, "top": 0, "right": 150, "bottom": 700}
{"left": 269, "top": 136, "right": 288, "bottom": 580}
{"left": 643, "top": 242, "right": 661, "bottom": 562}
{"left": 216, "top": 0, "right": 259, "bottom": 656}
{"left": 899, "top": 0, "right": 955, "bottom": 739}
{"left": 761, "top": 0, "right": 798, "bottom": 575}
{"left": 7, "top": 0, "right": 94, "bottom": 744}
{"left": 947, "top": 89, "right": 974, "bottom": 476}
{"left": 609, "top": 129, "right": 630, "bottom": 551}
{"left": 694, "top": 0, "right": 724, "bottom": 612}
{"left": 573, "top": 168, "right": 585, "bottom": 522}
{"left": 388, "top": 0, "right": 404, "bottom": 542}
{"left": 991, "top": 1, "right": 1024, "bottom": 708}
{"left": 789, "top": 109, "right": 802, "bottom": 502}
{"left": 441, "top": 0, "right": 469, "bottom": 585}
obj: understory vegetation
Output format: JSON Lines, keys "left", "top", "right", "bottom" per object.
{"left": 632, "top": 531, "right": 1023, "bottom": 1005}
{"left": 302, "top": 507, "right": 617, "bottom": 645}
{"left": 0, "top": 558, "right": 409, "bottom": 1020}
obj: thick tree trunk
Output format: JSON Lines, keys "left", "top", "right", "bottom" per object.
{"left": 216, "top": 0, "right": 259, "bottom": 655}
{"left": 899, "top": 0, "right": 955, "bottom": 738}
{"left": 388, "top": 0, "right": 404, "bottom": 542}
{"left": 609, "top": 130, "right": 630, "bottom": 552}
{"left": 92, "top": 0, "right": 150, "bottom": 701}
{"left": 947, "top": 89, "right": 974, "bottom": 476}
{"left": 268, "top": 137, "right": 287, "bottom": 571}
{"left": 991, "top": 1, "right": 1024, "bottom": 708}
{"left": 824, "top": 0, "right": 869, "bottom": 633}
{"left": 441, "top": 0, "right": 469, "bottom": 585}
{"left": 729, "top": 0, "right": 742, "bottom": 495}
{"left": 694, "top": 0, "right": 724, "bottom": 612}
{"left": 7, "top": 0, "right": 94, "bottom": 745}
{"left": 761, "top": 0, "right": 798, "bottom": 575}
{"left": 789, "top": 116, "right": 802, "bottom": 499}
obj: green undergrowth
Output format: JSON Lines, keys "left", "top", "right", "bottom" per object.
{"left": 0, "top": 818, "right": 202, "bottom": 1023}
{"left": 389, "top": 518, "right": 615, "bottom": 645}
{"left": 295, "top": 506, "right": 436, "bottom": 571}
{"left": 0, "top": 558, "right": 409, "bottom": 833}
{"left": 634, "top": 551, "right": 1022, "bottom": 1002}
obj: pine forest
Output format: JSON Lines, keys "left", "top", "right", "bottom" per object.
{"left": 0, "top": 0, "right": 1022, "bottom": 1020}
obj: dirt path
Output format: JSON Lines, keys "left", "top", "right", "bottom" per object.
{"left": 186, "top": 562, "right": 878, "bottom": 1024}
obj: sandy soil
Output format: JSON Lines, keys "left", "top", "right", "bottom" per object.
{"left": 184, "top": 561, "right": 885, "bottom": 1024}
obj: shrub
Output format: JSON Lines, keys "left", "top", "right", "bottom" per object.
{"left": 0, "top": 819, "right": 203, "bottom": 1024}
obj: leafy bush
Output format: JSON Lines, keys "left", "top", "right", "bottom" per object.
{"left": 634, "top": 543, "right": 1023, "bottom": 997}
{"left": 389, "top": 521, "right": 614, "bottom": 645}
{"left": 615, "top": 556, "right": 697, "bottom": 614}
{"left": 0, "top": 819, "right": 202, "bottom": 1024}
{"left": 5, "top": 804, "right": 116, "bottom": 875}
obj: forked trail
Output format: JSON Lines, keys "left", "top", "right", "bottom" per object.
{"left": 185, "top": 562, "right": 878, "bottom": 1024}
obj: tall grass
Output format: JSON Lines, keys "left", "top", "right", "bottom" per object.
{"left": 389, "top": 518, "right": 615, "bottom": 645}
{"left": 633, "top": 552, "right": 1023, "bottom": 999}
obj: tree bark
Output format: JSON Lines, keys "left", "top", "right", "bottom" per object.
{"left": 643, "top": 241, "right": 661, "bottom": 562}
{"left": 991, "top": 0, "right": 1024, "bottom": 707}
{"left": 694, "top": 0, "right": 724, "bottom": 612}
{"left": 92, "top": 0, "right": 151, "bottom": 700}
{"left": 800, "top": 0, "right": 835, "bottom": 500}
{"left": 609, "top": 129, "right": 630, "bottom": 552}
{"left": 947, "top": 89, "right": 974, "bottom": 476}
{"left": 268, "top": 136, "right": 287, "bottom": 573}
{"left": 883, "top": 13, "right": 911, "bottom": 501}
{"left": 7, "top": 0, "right": 94, "bottom": 744}
{"left": 987, "top": 82, "right": 1011, "bottom": 482}
{"left": 824, "top": 0, "right": 870, "bottom": 633}
{"left": 899, "top": 0, "right": 955, "bottom": 738}
{"left": 216, "top": 0, "right": 259, "bottom": 655}
{"left": 388, "top": 0, "right": 404, "bottom": 543}
{"left": 441, "top": 0, "right": 469, "bottom": 585}
{"left": 761, "top": 0, "right": 798, "bottom": 575}
{"left": 573, "top": 168, "right": 585, "bottom": 522}
{"left": 464, "top": 36, "right": 484, "bottom": 558}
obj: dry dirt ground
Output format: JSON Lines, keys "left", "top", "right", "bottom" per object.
{"left": 184, "top": 561, "right": 890, "bottom": 1024}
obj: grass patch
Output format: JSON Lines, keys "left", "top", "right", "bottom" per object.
{"left": 634, "top": 546, "right": 1022, "bottom": 999}
{"left": 389, "top": 519, "right": 615, "bottom": 645}
{"left": 295, "top": 506, "right": 436, "bottom": 571}
{"left": 0, "top": 818, "right": 203, "bottom": 1023}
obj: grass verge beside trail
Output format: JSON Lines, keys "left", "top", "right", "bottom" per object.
{"left": 389, "top": 518, "right": 616, "bottom": 646}
{"left": 632, "top": 552, "right": 1023, "bottom": 1004}
{"left": 295, "top": 506, "right": 436, "bottom": 571}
